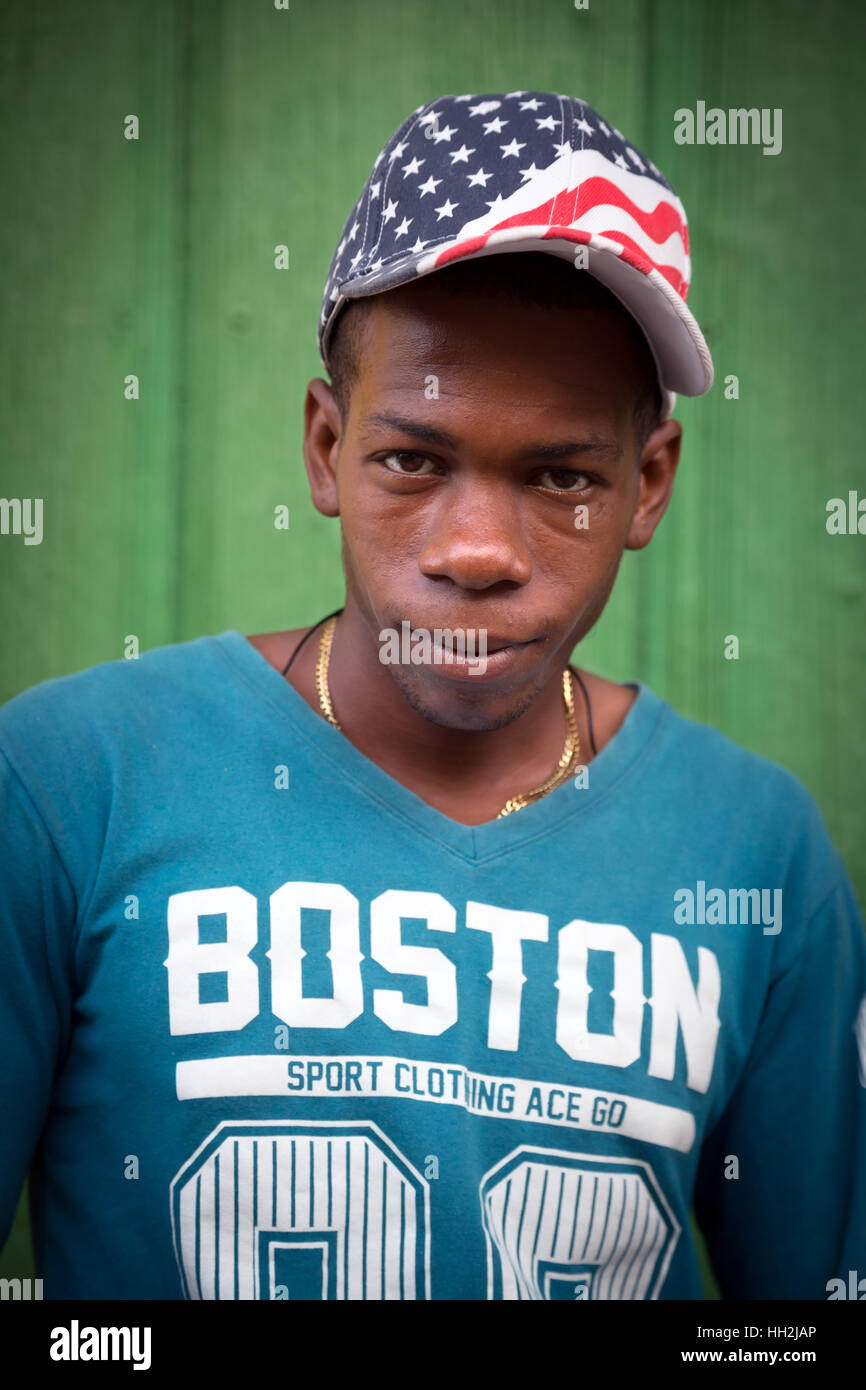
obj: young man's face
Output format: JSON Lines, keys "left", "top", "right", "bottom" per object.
{"left": 303, "top": 266, "right": 682, "bottom": 731}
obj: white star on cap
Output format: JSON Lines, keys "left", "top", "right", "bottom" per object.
{"left": 520, "top": 163, "right": 542, "bottom": 181}
{"left": 418, "top": 175, "right": 442, "bottom": 197}
{"left": 382, "top": 198, "right": 398, "bottom": 222}
{"left": 350, "top": 249, "right": 363, "bottom": 268}
{"left": 519, "top": 98, "right": 541, "bottom": 110}
{"left": 434, "top": 197, "right": 458, "bottom": 219}
{"left": 485, "top": 193, "right": 506, "bottom": 212}
{"left": 389, "top": 140, "right": 408, "bottom": 160}
{"left": 402, "top": 156, "right": 424, "bottom": 176}
{"left": 410, "top": 237, "right": 426, "bottom": 253}
{"left": 575, "top": 118, "right": 594, "bottom": 137}
{"left": 468, "top": 99, "right": 501, "bottom": 116}
{"left": 449, "top": 144, "right": 475, "bottom": 164}
{"left": 535, "top": 114, "right": 557, "bottom": 131}
{"left": 626, "top": 147, "right": 645, "bottom": 170}
{"left": 394, "top": 216, "right": 412, "bottom": 237}
{"left": 614, "top": 153, "right": 628, "bottom": 170}
{"left": 432, "top": 123, "right": 456, "bottom": 143}
{"left": 348, "top": 219, "right": 360, "bottom": 240}
{"left": 500, "top": 138, "right": 526, "bottom": 158}
{"left": 483, "top": 116, "right": 507, "bottom": 134}
{"left": 369, "top": 181, "right": 381, "bottom": 199}
{"left": 599, "top": 121, "right": 610, "bottom": 136}
{"left": 552, "top": 141, "right": 572, "bottom": 158}
{"left": 466, "top": 167, "right": 492, "bottom": 187}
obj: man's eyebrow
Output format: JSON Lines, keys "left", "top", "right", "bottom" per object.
{"left": 363, "top": 413, "right": 459, "bottom": 449}
{"left": 528, "top": 437, "right": 622, "bottom": 462}
{"left": 362, "top": 412, "right": 621, "bottom": 459}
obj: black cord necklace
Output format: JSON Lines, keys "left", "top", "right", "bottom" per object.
{"left": 281, "top": 609, "right": 342, "bottom": 676}
{"left": 282, "top": 611, "right": 598, "bottom": 758}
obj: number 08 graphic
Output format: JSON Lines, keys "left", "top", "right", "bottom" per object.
{"left": 480, "top": 1147, "right": 680, "bottom": 1299}
{"left": 170, "top": 1121, "right": 431, "bottom": 1299}
{"left": 171, "top": 1125, "right": 677, "bottom": 1299}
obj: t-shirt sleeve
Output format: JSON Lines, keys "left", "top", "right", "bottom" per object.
{"left": 0, "top": 746, "right": 76, "bottom": 1249}
{"left": 693, "top": 864, "right": 866, "bottom": 1299}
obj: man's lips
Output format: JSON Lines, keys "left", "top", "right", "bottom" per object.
{"left": 405, "top": 626, "right": 540, "bottom": 652}
{"left": 394, "top": 624, "right": 542, "bottom": 682}
{"left": 482, "top": 637, "right": 535, "bottom": 653}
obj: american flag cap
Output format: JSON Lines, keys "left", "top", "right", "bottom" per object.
{"left": 319, "top": 91, "right": 714, "bottom": 420}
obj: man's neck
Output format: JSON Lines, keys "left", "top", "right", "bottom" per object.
{"left": 246, "top": 610, "right": 636, "bottom": 827}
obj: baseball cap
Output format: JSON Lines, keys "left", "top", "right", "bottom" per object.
{"left": 319, "top": 91, "right": 714, "bottom": 421}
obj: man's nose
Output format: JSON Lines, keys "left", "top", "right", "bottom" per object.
{"left": 418, "top": 485, "right": 532, "bottom": 590}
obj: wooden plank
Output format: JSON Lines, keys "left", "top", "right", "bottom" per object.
{"left": 0, "top": 0, "right": 184, "bottom": 692}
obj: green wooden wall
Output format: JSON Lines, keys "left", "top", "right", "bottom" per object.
{"left": 1, "top": 0, "right": 864, "bottom": 1300}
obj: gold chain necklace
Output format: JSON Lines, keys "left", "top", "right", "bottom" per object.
{"left": 314, "top": 614, "right": 579, "bottom": 817}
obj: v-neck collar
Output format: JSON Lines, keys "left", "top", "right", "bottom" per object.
{"left": 212, "top": 628, "right": 669, "bottom": 865}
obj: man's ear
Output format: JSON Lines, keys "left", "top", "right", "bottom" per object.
{"left": 303, "top": 377, "right": 343, "bottom": 518}
{"left": 624, "top": 417, "right": 683, "bottom": 551}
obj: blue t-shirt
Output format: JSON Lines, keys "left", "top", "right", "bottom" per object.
{"left": 1, "top": 630, "right": 864, "bottom": 1301}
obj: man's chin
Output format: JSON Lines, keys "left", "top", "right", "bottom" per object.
{"left": 387, "top": 664, "right": 541, "bottom": 733}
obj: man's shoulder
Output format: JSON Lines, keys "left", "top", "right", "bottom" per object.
{"left": 583, "top": 669, "right": 812, "bottom": 811}
{"left": 246, "top": 629, "right": 301, "bottom": 672}
{"left": 654, "top": 689, "right": 814, "bottom": 807}
{"left": 659, "top": 690, "right": 781, "bottom": 761}
{"left": 0, "top": 632, "right": 230, "bottom": 763}
{"left": 646, "top": 687, "right": 845, "bottom": 901}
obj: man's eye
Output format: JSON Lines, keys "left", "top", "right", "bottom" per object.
{"left": 535, "top": 468, "right": 593, "bottom": 493}
{"left": 381, "top": 451, "right": 438, "bottom": 476}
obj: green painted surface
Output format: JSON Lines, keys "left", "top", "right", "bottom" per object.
{"left": 2, "top": 0, "right": 863, "bottom": 1303}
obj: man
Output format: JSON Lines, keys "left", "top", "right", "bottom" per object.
{"left": 1, "top": 91, "right": 864, "bottom": 1301}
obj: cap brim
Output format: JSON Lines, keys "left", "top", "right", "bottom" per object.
{"left": 324, "top": 227, "right": 713, "bottom": 421}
